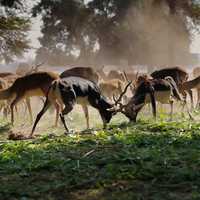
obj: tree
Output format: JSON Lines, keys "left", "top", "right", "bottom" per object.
{"left": 0, "top": 0, "right": 30, "bottom": 63}
{"left": 33, "top": 0, "right": 200, "bottom": 66}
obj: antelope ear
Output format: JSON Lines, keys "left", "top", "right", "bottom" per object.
{"left": 132, "top": 103, "right": 145, "bottom": 111}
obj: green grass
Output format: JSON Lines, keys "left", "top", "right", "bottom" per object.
{"left": 1, "top": 114, "right": 200, "bottom": 200}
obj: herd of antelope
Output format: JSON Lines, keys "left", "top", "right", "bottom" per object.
{"left": 0, "top": 64, "right": 200, "bottom": 139}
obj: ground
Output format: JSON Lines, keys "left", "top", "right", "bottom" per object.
{"left": 0, "top": 105, "right": 200, "bottom": 200}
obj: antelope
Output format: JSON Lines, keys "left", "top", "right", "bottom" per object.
{"left": 0, "top": 78, "right": 9, "bottom": 115}
{"left": 16, "top": 62, "right": 44, "bottom": 76}
{"left": 99, "top": 79, "right": 125, "bottom": 102}
{"left": 193, "top": 67, "right": 200, "bottom": 78}
{"left": 0, "top": 72, "right": 15, "bottom": 78}
{"left": 192, "top": 67, "right": 200, "bottom": 108}
{"left": 0, "top": 71, "right": 59, "bottom": 125}
{"left": 59, "top": 66, "right": 101, "bottom": 127}
{"left": 30, "top": 76, "right": 130, "bottom": 137}
{"left": 111, "top": 75, "right": 192, "bottom": 122}
{"left": 0, "top": 63, "right": 45, "bottom": 121}
{"left": 107, "top": 70, "right": 124, "bottom": 81}
{"left": 151, "top": 67, "right": 188, "bottom": 84}
{"left": 150, "top": 66, "right": 193, "bottom": 108}
{"left": 60, "top": 66, "right": 99, "bottom": 84}
{"left": 179, "top": 76, "right": 200, "bottom": 108}
{"left": 97, "top": 65, "right": 107, "bottom": 80}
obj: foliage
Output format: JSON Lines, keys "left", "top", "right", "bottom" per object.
{"left": 33, "top": 0, "right": 200, "bottom": 66}
{"left": 0, "top": 0, "right": 30, "bottom": 63}
{"left": 1, "top": 118, "right": 200, "bottom": 199}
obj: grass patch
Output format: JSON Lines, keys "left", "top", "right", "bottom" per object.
{"left": 0, "top": 118, "right": 200, "bottom": 199}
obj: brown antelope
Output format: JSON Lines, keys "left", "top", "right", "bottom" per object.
{"left": 30, "top": 76, "right": 131, "bottom": 137}
{"left": 107, "top": 70, "right": 124, "bottom": 81}
{"left": 151, "top": 67, "right": 188, "bottom": 84}
{"left": 97, "top": 65, "right": 107, "bottom": 80}
{"left": 0, "top": 78, "right": 9, "bottom": 115}
{"left": 99, "top": 79, "right": 125, "bottom": 102}
{"left": 150, "top": 66, "right": 193, "bottom": 108}
{"left": 110, "top": 75, "right": 192, "bottom": 122}
{"left": 0, "top": 63, "right": 45, "bottom": 123}
{"left": 193, "top": 67, "right": 200, "bottom": 78}
{"left": 0, "top": 71, "right": 59, "bottom": 125}
{"left": 192, "top": 67, "right": 200, "bottom": 108}
{"left": 0, "top": 72, "right": 15, "bottom": 78}
{"left": 179, "top": 75, "right": 200, "bottom": 108}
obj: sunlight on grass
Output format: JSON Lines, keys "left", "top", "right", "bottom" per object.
{"left": 0, "top": 105, "right": 200, "bottom": 199}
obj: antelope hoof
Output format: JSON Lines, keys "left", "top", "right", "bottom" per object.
{"left": 64, "top": 129, "right": 74, "bottom": 135}
{"left": 189, "top": 114, "right": 195, "bottom": 121}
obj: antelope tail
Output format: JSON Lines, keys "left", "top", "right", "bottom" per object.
{"left": 0, "top": 88, "right": 12, "bottom": 100}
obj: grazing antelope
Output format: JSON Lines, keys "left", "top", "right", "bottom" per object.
{"left": 111, "top": 76, "right": 192, "bottom": 122}
{"left": 60, "top": 67, "right": 99, "bottom": 84}
{"left": 150, "top": 66, "right": 193, "bottom": 108}
{"left": 151, "top": 67, "right": 188, "bottom": 84}
{"left": 179, "top": 75, "right": 200, "bottom": 108}
{"left": 30, "top": 76, "right": 127, "bottom": 137}
{"left": 59, "top": 66, "right": 101, "bottom": 127}
{"left": 0, "top": 71, "right": 59, "bottom": 125}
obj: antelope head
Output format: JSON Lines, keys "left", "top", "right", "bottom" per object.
{"left": 110, "top": 78, "right": 156, "bottom": 122}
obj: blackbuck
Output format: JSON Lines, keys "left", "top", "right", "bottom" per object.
{"left": 151, "top": 67, "right": 188, "bottom": 84}
{"left": 150, "top": 67, "right": 193, "bottom": 108}
{"left": 30, "top": 76, "right": 131, "bottom": 137}
{"left": 111, "top": 76, "right": 192, "bottom": 122}
{"left": 0, "top": 71, "right": 59, "bottom": 125}
{"left": 60, "top": 66, "right": 99, "bottom": 84}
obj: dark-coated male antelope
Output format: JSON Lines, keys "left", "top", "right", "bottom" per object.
{"left": 111, "top": 76, "right": 192, "bottom": 122}
{"left": 30, "top": 76, "right": 129, "bottom": 137}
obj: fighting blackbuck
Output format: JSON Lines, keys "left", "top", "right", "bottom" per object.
{"left": 111, "top": 75, "right": 192, "bottom": 122}
{"left": 30, "top": 76, "right": 131, "bottom": 137}
{"left": 0, "top": 71, "right": 59, "bottom": 125}
{"left": 59, "top": 66, "right": 101, "bottom": 127}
